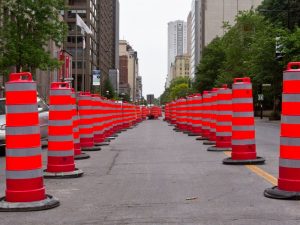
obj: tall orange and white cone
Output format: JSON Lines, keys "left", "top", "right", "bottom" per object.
{"left": 0, "top": 72, "right": 59, "bottom": 211}
{"left": 208, "top": 85, "right": 232, "bottom": 151}
{"left": 265, "top": 62, "right": 300, "bottom": 199}
{"left": 223, "top": 77, "right": 265, "bottom": 165}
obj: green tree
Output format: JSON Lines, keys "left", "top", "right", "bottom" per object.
{"left": 119, "top": 93, "right": 131, "bottom": 102}
{"left": 0, "top": 0, "right": 67, "bottom": 74}
{"left": 170, "top": 83, "right": 190, "bottom": 99}
{"left": 160, "top": 88, "right": 171, "bottom": 105}
{"left": 102, "top": 78, "right": 115, "bottom": 99}
{"left": 258, "top": 0, "right": 300, "bottom": 29}
{"left": 192, "top": 10, "right": 291, "bottom": 118}
{"left": 160, "top": 77, "right": 194, "bottom": 103}
{"left": 281, "top": 28, "right": 300, "bottom": 62}
{"left": 194, "top": 37, "right": 225, "bottom": 92}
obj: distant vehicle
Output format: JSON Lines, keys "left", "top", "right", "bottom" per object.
{"left": 0, "top": 97, "right": 49, "bottom": 147}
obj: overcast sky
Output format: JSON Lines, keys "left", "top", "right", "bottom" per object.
{"left": 119, "top": 0, "right": 191, "bottom": 98}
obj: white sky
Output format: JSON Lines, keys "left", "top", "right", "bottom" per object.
{"left": 119, "top": 0, "right": 191, "bottom": 98}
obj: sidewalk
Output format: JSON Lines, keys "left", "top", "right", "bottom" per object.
{"left": 0, "top": 119, "right": 298, "bottom": 225}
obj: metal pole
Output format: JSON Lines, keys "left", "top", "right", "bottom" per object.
{"left": 260, "top": 102, "right": 263, "bottom": 119}
{"left": 75, "top": 22, "right": 78, "bottom": 92}
{"left": 82, "top": 33, "right": 85, "bottom": 92}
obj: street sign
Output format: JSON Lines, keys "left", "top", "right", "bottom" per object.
{"left": 64, "top": 77, "right": 74, "bottom": 81}
{"left": 258, "top": 94, "right": 264, "bottom": 101}
{"left": 262, "top": 84, "right": 271, "bottom": 87}
{"left": 92, "top": 70, "right": 101, "bottom": 86}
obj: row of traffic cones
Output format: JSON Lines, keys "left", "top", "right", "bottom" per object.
{"left": 165, "top": 62, "right": 300, "bottom": 200}
{"left": 166, "top": 78, "right": 264, "bottom": 164}
{"left": 0, "top": 73, "right": 147, "bottom": 211}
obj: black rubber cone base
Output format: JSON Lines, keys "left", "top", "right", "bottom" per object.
{"left": 95, "top": 142, "right": 110, "bottom": 146}
{"left": 74, "top": 153, "right": 90, "bottom": 160}
{"left": 207, "top": 146, "right": 232, "bottom": 152}
{"left": 196, "top": 136, "right": 208, "bottom": 141}
{"left": 44, "top": 168, "right": 84, "bottom": 179}
{"left": 203, "top": 140, "right": 216, "bottom": 145}
{"left": 0, "top": 194, "right": 59, "bottom": 212}
{"left": 188, "top": 133, "right": 198, "bottom": 136}
{"left": 223, "top": 156, "right": 265, "bottom": 165}
{"left": 81, "top": 146, "right": 102, "bottom": 151}
{"left": 264, "top": 186, "right": 300, "bottom": 200}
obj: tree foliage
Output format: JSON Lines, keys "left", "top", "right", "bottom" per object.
{"left": 193, "top": 10, "right": 293, "bottom": 117}
{"left": 0, "top": 0, "right": 67, "bottom": 74}
{"left": 162, "top": 3, "right": 300, "bottom": 118}
{"left": 102, "top": 78, "right": 116, "bottom": 99}
{"left": 193, "top": 37, "right": 225, "bottom": 92}
{"left": 258, "top": 0, "right": 300, "bottom": 29}
{"left": 160, "top": 77, "right": 194, "bottom": 104}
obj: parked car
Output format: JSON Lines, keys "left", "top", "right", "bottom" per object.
{"left": 0, "top": 97, "right": 49, "bottom": 147}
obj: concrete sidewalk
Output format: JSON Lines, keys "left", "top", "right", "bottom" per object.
{"left": 0, "top": 119, "right": 299, "bottom": 225}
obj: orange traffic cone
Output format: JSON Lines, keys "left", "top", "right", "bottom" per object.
{"left": 223, "top": 78, "right": 265, "bottom": 165}
{"left": 208, "top": 85, "right": 232, "bottom": 151}
{"left": 265, "top": 62, "right": 300, "bottom": 199}
{"left": 45, "top": 82, "right": 84, "bottom": 178}
{"left": 0, "top": 72, "right": 59, "bottom": 211}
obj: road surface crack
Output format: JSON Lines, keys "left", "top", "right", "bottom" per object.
{"left": 106, "top": 151, "right": 120, "bottom": 175}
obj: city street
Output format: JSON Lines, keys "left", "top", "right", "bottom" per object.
{"left": 0, "top": 118, "right": 299, "bottom": 225}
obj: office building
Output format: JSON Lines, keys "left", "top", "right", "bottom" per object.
{"left": 64, "top": 0, "right": 119, "bottom": 92}
{"left": 173, "top": 55, "right": 191, "bottom": 79}
{"left": 190, "top": 0, "right": 204, "bottom": 79}
{"left": 166, "top": 20, "right": 187, "bottom": 87}
{"left": 189, "top": 0, "right": 262, "bottom": 78}
{"left": 109, "top": 69, "right": 119, "bottom": 94}
{"left": 203, "top": 0, "right": 262, "bottom": 45}
{"left": 136, "top": 76, "right": 143, "bottom": 102}
{"left": 187, "top": 11, "right": 192, "bottom": 56}
{"left": 119, "top": 55, "right": 131, "bottom": 96}
{"left": 119, "top": 40, "right": 140, "bottom": 101}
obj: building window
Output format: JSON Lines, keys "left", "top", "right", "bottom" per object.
{"left": 69, "top": 0, "right": 86, "bottom": 5}
{"left": 67, "top": 36, "right": 83, "bottom": 43}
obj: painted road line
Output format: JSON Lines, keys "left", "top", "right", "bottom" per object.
{"left": 223, "top": 151, "right": 277, "bottom": 186}
{"left": 245, "top": 165, "right": 277, "bottom": 186}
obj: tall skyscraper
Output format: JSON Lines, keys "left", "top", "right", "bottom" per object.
{"left": 187, "top": 12, "right": 192, "bottom": 56}
{"left": 166, "top": 20, "right": 187, "bottom": 87}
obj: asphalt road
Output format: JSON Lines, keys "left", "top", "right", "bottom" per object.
{"left": 0, "top": 118, "right": 299, "bottom": 225}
